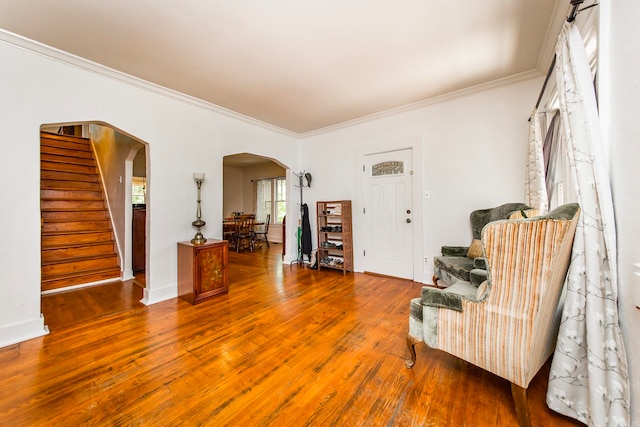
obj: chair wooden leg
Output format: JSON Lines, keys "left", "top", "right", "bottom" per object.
{"left": 405, "top": 335, "right": 421, "bottom": 368}
{"left": 511, "top": 383, "right": 531, "bottom": 427}
{"left": 432, "top": 275, "right": 441, "bottom": 288}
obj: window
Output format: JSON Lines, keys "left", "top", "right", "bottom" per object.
{"left": 372, "top": 161, "right": 404, "bottom": 176}
{"left": 132, "top": 176, "right": 146, "bottom": 204}
{"left": 549, "top": 128, "right": 577, "bottom": 209}
{"left": 256, "top": 177, "right": 286, "bottom": 224}
{"left": 540, "top": 12, "right": 597, "bottom": 211}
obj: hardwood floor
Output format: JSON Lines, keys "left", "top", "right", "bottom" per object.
{"left": 41, "top": 279, "right": 144, "bottom": 331}
{"left": 1, "top": 244, "right": 580, "bottom": 426}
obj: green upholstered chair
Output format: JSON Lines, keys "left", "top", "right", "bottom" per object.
{"left": 407, "top": 203, "right": 580, "bottom": 427}
{"left": 432, "top": 202, "right": 530, "bottom": 287}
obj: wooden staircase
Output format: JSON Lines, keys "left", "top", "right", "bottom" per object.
{"left": 41, "top": 132, "right": 121, "bottom": 292}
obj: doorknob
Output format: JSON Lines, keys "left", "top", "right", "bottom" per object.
{"left": 406, "top": 218, "right": 412, "bottom": 223}
{"left": 406, "top": 209, "right": 411, "bottom": 214}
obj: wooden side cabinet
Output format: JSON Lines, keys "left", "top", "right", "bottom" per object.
{"left": 132, "top": 206, "right": 146, "bottom": 273}
{"left": 177, "top": 240, "right": 229, "bottom": 304}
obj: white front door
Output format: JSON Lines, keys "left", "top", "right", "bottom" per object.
{"left": 363, "top": 149, "right": 413, "bottom": 279}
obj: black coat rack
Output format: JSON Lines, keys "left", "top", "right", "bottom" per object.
{"left": 290, "top": 171, "right": 312, "bottom": 268}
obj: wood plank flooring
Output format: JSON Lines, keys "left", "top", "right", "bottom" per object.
{"left": 1, "top": 244, "right": 581, "bottom": 426}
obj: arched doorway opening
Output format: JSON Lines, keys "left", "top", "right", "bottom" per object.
{"left": 223, "top": 153, "right": 288, "bottom": 258}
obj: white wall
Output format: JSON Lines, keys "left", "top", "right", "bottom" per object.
{"left": 602, "top": 0, "right": 640, "bottom": 423}
{"left": 301, "top": 77, "right": 541, "bottom": 283}
{"left": 222, "top": 166, "right": 245, "bottom": 217}
{"left": 0, "top": 34, "right": 300, "bottom": 347}
{"left": 89, "top": 124, "right": 144, "bottom": 271}
{"left": 132, "top": 147, "right": 146, "bottom": 177}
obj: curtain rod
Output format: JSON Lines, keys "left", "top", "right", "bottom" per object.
{"left": 534, "top": 55, "right": 557, "bottom": 111}
{"left": 250, "top": 176, "right": 285, "bottom": 182}
{"left": 567, "top": 0, "right": 586, "bottom": 23}
{"left": 530, "top": 0, "right": 598, "bottom": 117}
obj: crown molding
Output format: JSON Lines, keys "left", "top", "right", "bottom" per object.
{"left": 537, "top": 1, "right": 571, "bottom": 71}
{"left": 299, "top": 69, "right": 543, "bottom": 138}
{"left": 0, "top": 28, "right": 298, "bottom": 138}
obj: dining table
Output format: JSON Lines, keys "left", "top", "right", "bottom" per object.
{"left": 223, "top": 220, "right": 264, "bottom": 227}
{"left": 222, "top": 218, "right": 265, "bottom": 238}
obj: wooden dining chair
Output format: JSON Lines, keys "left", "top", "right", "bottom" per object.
{"left": 254, "top": 214, "right": 270, "bottom": 247}
{"left": 234, "top": 217, "right": 255, "bottom": 252}
{"left": 223, "top": 217, "right": 237, "bottom": 248}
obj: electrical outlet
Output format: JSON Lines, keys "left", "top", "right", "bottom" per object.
{"left": 424, "top": 257, "right": 428, "bottom": 263}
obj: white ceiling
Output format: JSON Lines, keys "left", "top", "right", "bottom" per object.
{"left": 0, "top": 0, "right": 566, "bottom": 135}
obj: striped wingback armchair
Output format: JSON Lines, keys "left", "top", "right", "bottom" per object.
{"left": 406, "top": 203, "right": 580, "bottom": 427}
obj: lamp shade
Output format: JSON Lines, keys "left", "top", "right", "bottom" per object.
{"left": 193, "top": 173, "right": 205, "bottom": 182}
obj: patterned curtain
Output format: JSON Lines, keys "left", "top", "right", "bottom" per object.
{"left": 255, "top": 179, "right": 271, "bottom": 223}
{"left": 543, "top": 110, "right": 561, "bottom": 204}
{"left": 546, "top": 23, "right": 630, "bottom": 426}
{"left": 525, "top": 109, "right": 548, "bottom": 212}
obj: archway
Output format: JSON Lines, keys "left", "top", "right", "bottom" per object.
{"left": 39, "top": 121, "right": 150, "bottom": 329}
{"left": 223, "top": 153, "right": 288, "bottom": 257}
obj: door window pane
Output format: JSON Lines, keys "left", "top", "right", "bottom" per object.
{"left": 372, "top": 161, "right": 403, "bottom": 176}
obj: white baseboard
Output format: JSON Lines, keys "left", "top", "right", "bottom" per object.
{"left": 0, "top": 314, "right": 49, "bottom": 348}
{"left": 140, "top": 283, "right": 178, "bottom": 306}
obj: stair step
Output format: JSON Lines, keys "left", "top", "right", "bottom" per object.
{"left": 42, "top": 253, "right": 118, "bottom": 274}
{"left": 42, "top": 231, "right": 114, "bottom": 247}
{"left": 41, "top": 153, "right": 96, "bottom": 167}
{"left": 41, "top": 160, "right": 96, "bottom": 175}
{"left": 41, "top": 133, "right": 92, "bottom": 151}
{"left": 41, "top": 170, "right": 99, "bottom": 183}
{"left": 41, "top": 145, "right": 94, "bottom": 160}
{"left": 41, "top": 180, "right": 102, "bottom": 191}
{"left": 40, "top": 189, "right": 104, "bottom": 201}
{"left": 41, "top": 210, "right": 110, "bottom": 221}
{"left": 41, "top": 267, "right": 121, "bottom": 292}
{"left": 39, "top": 140, "right": 91, "bottom": 153}
{"left": 41, "top": 200, "right": 106, "bottom": 210}
{"left": 42, "top": 243, "right": 116, "bottom": 262}
{"left": 42, "top": 220, "right": 112, "bottom": 233}
{"left": 41, "top": 207, "right": 110, "bottom": 214}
